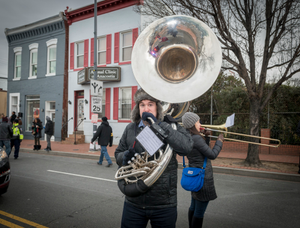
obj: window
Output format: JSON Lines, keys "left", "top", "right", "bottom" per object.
{"left": 97, "top": 89, "right": 106, "bottom": 119}
{"left": 29, "top": 43, "right": 38, "bottom": 78}
{"left": 119, "top": 88, "right": 131, "bottom": 119}
{"left": 76, "top": 42, "right": 84, "bottom": 68}
{"left": 13, "top": 47, "right": 22, "bottom": 79}
{"left": 98, "top": 37, "right": 106, "bottom": 65}
{"left": 9, "top": 93, "right": 20, "bottom": 115}
{"left": 46, "top": 39, "right": 57, "bottom": 76}
{"left": 26, "top": 95, "right": 40, "bottom": 131}
{"left": 121, "top": 31, "right": 132, "bottom": 62}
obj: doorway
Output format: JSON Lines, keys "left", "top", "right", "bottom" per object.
{"left": 74, "top": 91, "right": 84, "bottom": 132}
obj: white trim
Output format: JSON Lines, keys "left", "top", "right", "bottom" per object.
{"left": 75, "top": 41, "right": 84, "bottom": 68}
{"left": 97, "top": 36, "right": 106, "bottom": 65}
{"left": 28, "top": 76, "right": 37, "bottom": 79}
{"left": 9, "top": 93, "right": 20, "bottom": 115}
{"left": 13, "top": 47, "right": 22, "bottom": 53}
{"left": 13, "top": 78, "right": 21, "bottom": 81}
{"left": 120, "top": 30, "right": 132, "bottom": 62}
{"left": 29, "top": 43, "right": 39, "bottom": 50}
{"left": 46, "top": 38, "right": 58, "bottom": 47}
{"left": 14, "top": 51, "right": 22, "bottom": 79}
{"left": 29, "top": 48, "right": 38, "bottom": 78}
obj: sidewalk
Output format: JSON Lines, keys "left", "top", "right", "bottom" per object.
{"left": 18, "top": 139, "right": 300, "bottom": 182}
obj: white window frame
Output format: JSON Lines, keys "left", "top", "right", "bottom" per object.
{"left": 29, "top": 43, "right": 38, "bottom": 79}
{"left": 119, "top": 87, "right": 132, "bottom": 119}
{"left": 9, "top": 93, "right": 20, "bottom": 115}
{"left": 97, "top": 36, "right": 106, "bottom": 65}
{"left": 13, "top": 47, "right": 22, "bottom": 80}
{"left": 75, "top": 41, "right": 84, "bottom": 69}
{"left": 120, "top": 31, "right": 132, "bottom": 62}
{"left": 46, "top": 39, "right": 57, "bottom": 76}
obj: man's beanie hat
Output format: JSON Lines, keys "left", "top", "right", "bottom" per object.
{"left": 134, "top": 88, "right": 160, "bottom": 104}
{"left": 46, "top": 116, "right": 50, "bottom": 121}
{"left": 102, "top": 116, "right": 107, "bottom": 122}
{"left": 182, "top": 112, "right": 200, "bottom": 129}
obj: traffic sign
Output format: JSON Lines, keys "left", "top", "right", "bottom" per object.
{"left": 91, "top": 96, "right": 102, "bottom": 113}
{"left": 90, "top": 79, "right": 103, "bottom": 96}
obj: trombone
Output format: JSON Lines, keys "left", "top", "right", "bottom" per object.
{"left": 201, "top": 124, "right": 281, "bottom": 148}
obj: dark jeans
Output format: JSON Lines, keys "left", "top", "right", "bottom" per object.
{"left": 189, "top": 197, "right": 209, "bottom": 218}
{"left": 121, "top": 202, "right": 177, "bottom": 228}
{"left": 12, "top": 139, "right": 20, "bottom": 158}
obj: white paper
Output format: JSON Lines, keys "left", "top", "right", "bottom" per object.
{"left": 136, "top": 126, "right": 164, "bottom": 156}
{"left": 95, "top": 142, "right": 101, "bottom": 150}
{"left": 225, "top": 113, "right": 235, "bottom": 128}
{"left": 89, "top": 143, "right": 94, "bottom": 150}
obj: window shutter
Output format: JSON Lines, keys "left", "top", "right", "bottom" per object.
{"left": 90, "top": 38, "right": 94, "bottom": 66}
{"left": 70, "top": 42, "right": 74, "bottom": 70}
{"left": 131, "top": 86, "right": 138, "bottom": 109}
{"left": 132, "top": 28, "right": 138, "bottom": 47}
{"left": 105, "top": 88, "right": 111, "bottom": 119}
{"left": 114, "top": 32, "right": 119, "bottom": 63}
{"left": 106, "top": 34, "right": 112, "bottom": 64}
{"left": 84, "top": 39, "right": 89, "bottom": 67}
{"left": 113, "top": 87, "right": 119, "bottom": 120}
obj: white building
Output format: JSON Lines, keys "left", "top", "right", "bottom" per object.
{"left": 65, "top": 0, "right": 146, "bottom": 144}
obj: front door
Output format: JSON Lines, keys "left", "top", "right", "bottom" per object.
{"left": 77, "top": 98, "right": 84, "bottom": 131}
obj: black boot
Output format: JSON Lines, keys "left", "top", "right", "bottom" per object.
{"left": 191, "top": 217, "right": 203, "bottom": 228}
{"left": 37, "top": 145, "right": 41, "bottom": 151}
{"left": 33, "top": 145, "right": 37, "bottom": 150}
{"left": 188, "top": 209, "right": 194, "bottom": 228}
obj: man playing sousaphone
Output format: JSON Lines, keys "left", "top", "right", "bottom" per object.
{"left": 115, "top": 88, "right": 193, "bottom": 228}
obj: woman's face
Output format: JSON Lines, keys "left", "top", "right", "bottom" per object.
{"left": 195, "top": 120, "right": 201, "bottom": 132}
{"left": 139, "top": 100, "right": 157, "bottom": 119}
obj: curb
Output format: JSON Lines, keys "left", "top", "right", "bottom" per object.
{"left": 20, "top": 148, "right": 300, "bottom": 183}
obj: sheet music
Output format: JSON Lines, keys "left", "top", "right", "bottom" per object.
{"left": 136, "top": 126, "right": 164, "bottom": 156}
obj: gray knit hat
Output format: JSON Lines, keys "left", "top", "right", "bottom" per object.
{"left": 182, "top": 112, "right": 200, "bottom": 129}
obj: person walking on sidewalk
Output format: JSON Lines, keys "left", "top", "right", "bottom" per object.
{"left": 182, "top": 112, "right": 224, "bottom": 228}
{"left": 0, "top": 117, "right": 13, "bottom": 157}
{"left": 91, "top": 117, "right": 113, "bottom": 167}
{"left": 44, "top": 116, "right": 54, "bottom": 152}
{"left": 32, "top": 118, "right": 43, "bottom": 151}
{"left": 11, "top": 119, "right": 23, "bottom": 159}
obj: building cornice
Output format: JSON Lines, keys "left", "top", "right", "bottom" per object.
{"left": 65, "top": 0, "right": 142, "bottom": 25}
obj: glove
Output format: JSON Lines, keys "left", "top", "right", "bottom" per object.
{"left": 142, "top": 112, "right": 157, "bottom": 125}
{"left": 122, "top": 147, "right": 136, "bottom": 165}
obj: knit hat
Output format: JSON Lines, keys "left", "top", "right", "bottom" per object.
{"left": 46, "top": 116, "right": 50, "bottom": 121}
{"left": 102, "top": 116, "right": 107, "bottom": 122}
{"left": 134, "top": 88, "right": 160, "bottom": 104}
{"left": 182, "top": 112, "right": 200, "bottom": 129}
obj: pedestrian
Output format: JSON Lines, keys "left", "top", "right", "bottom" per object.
{"left": 91, "top": 116, "right": 113, "bottom": 167}
{"left": 10, "top": 111, "right": 16, "bottom": 123}
{"left": 181, "top": 112, "right": 224, "bottom": 228}
{"left": 11, "top": 119, "right": 23, "bottom": 159}
{"left": 296, "top": 120, "right": 300, "bottom": 174}
{"left": 32, "top": 118, "right": 43, "bottom": 151}
{"left": 114, "top": 88, "right": 193, "bottom": 228}
{"left": 0, "top": 114, "right": 4, "bottom": 124}
{"left": 44, "top": 116, "right": 54, "bottom": 152}
{"left": 0, "top": 117, "right": 13, "bottom": 157}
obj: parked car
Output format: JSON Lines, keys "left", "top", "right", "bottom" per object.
{"left": 0, "top": 147, "right": 10, "bottom": 195}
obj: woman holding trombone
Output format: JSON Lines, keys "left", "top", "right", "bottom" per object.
{"left": 182, "top": 112, "right": 224, "bottom": 228}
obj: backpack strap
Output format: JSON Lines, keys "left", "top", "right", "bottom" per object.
{"left": 182, "top": 156, "right": 207, "bottom": 169}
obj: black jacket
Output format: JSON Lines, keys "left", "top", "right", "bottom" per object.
{"left": 115, "top": 121, "right": 193, "bottom": 209}
{"left": 0, "top": 122, "right": 13, "bottom": 140}
{"left": 32, "top": 121, "right": 43, "bottom": 138}
{"left": 187, "top": 134, "right": 223, "bottom": 201}
{"left": 45, "top": 120, "right": 54, "bottom": 135}
{"left": 91, "top": 121, "right": 113, "bottom": 146}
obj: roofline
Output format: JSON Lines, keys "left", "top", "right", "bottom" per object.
{"left": 65, "top": 0, "right": 143, "bottom": 25}
{"left": 5, "top": 12, "right": 65, "bottom": 36}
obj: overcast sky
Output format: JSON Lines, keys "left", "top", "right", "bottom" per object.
{"left": 0, "top": 0, "right": 92, "bottom": 79}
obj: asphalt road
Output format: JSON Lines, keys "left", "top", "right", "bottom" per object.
{"left": 0, "top": 153, "right": 299, "bottom": 228}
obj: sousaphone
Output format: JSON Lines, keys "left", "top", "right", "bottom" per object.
{"left": 115, "top": 15, "right": 222, "bottom": 197}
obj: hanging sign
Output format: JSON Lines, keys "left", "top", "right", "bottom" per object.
{"left": 91, "top": 96, "right": 102, "bottom": 113}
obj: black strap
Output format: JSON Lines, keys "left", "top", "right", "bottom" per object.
{"left": 183, "top": 156, "right": 207, "bottom": 169}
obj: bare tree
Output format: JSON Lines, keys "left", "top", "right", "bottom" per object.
{"left": 134, "top": 0, "right": 300, "bottom": 166}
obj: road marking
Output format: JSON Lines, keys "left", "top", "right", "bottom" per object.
{"left": 0, "top": 210, "right": 48, "bottom": 228}
{"left": 47, "top": 170, "right": 117, "bottom": 183}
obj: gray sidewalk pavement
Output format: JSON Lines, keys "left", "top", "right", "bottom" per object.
{"left": 18, "top": 139, "right": 300, "bottom": 182}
